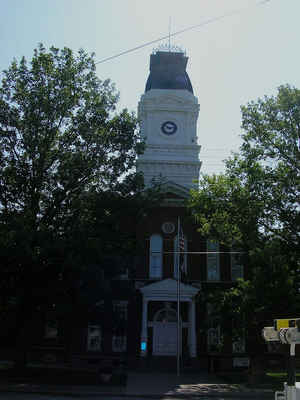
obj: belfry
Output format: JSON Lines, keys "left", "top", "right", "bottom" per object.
{"left": 137, "top": 49, "right": 202, "bottom": 188}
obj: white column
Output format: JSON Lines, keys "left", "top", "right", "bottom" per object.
{"left": 141, "top": 298, "right": 148, "bottom": 356}
{"left": 189, "top": 299, "right": 197, "bottom": 357}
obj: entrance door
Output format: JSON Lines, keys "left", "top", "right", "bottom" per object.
{"left": 153, "top": 322, "right": 178, "bottom": 356}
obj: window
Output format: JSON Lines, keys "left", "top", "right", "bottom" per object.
{"left": 45, "top": 320, "right": 58, "bottom": 339}
{"left": 232, "top": 336, "right": 246, "bottom": 353}
{"left": 150, "top": 234, "right": 163, "bottom": 278}
{"left": 112, "top": 302, "right": 127, "bottom": 352}
{"left": 154, "top": 305, "right": 177, "bottom": 322}
{"left": 232, "top": 319, "right": 246, "bottom": 353}
{"left": 112, "top": 300, "right": 128, "bottom": 321}
{"left": 112, "top": 335, "right": 127, "bottom": 352}
{"left": 207, "top": 240, "right": 220, "bottom": 281}
{"left": 87, "top": 325, "right": 102, "bottom": 351}
{"left": 208, "top": 325, "right": 221, "bottom": 352}
{"left": 231, "top": 252, "right": 244, "bottom": 281}
{"left": 207, "top": 304, "right": 222, "bottom": 352}
{"left": 174, "top": 235, "right": 187, "bottom": 278}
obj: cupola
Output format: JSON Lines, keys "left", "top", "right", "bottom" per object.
{"left": 145, "top": 50, "right": 193, "bottom": 93}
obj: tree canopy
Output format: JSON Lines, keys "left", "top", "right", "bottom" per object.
{"left": 0, "top": 43, "right": 147, "bottom": 267}
{"left": 0, "top": 44, "right": 153, "bottom": 362}
{"left": 189, "top": 85, "right": 300, "bottom": 340}
{"left": 190, "top": 85, "right": 300, "bottom": 250}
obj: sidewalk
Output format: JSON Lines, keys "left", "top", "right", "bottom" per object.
{"left": 0, "top": 370, "right": 274, "bottom": 398}
{"left": 125, "top": 370, "right": 274, "bottom": 398}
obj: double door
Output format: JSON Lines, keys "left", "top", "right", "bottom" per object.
{"left": 153, "top": 322, "right": 180, "bottom": 356}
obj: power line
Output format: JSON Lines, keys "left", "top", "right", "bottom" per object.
{"left": 96, "top": 0, "right": 271, "bottom": 65}
{"left": 203, "top": 148, "right": 239, "bottom": 151}
{"left": 167, "top": 251, "right": 244, "bottom": 255}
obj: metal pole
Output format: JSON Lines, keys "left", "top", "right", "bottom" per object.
{"left": 287, "top": 343, "right": 296, "bottom": 386}
{"left": 177, "top": 216, "right": 181, "bottom": 377}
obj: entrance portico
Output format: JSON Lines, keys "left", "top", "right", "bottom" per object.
{"left": 140, "top": 279, "right": 200, "bottom": 358}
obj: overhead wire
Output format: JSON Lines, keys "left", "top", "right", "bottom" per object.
{"left": 94, "top": 1, "right": 271, "bottom": 174}
{"left": 95, "top": 0, "right": 271, "bottom": 65}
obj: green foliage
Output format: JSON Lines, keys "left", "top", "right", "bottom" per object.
{"left": 189, "top": 173, "right": 262, "bottom": 247}
{"left": 191, "top": 85, "right": 300, "bottom": 249}
{"left": 0, "top": 43, "right": 143, "bottom": 222}
{"left": 236, "top": 85, "right": 300, "bottom": 246}
{"left": 189, "top": 85, "right": 300, "bottom": 340}
{"left": 0, "top": 44, "right": 153, "bottom": 347}
{"left": 0, "top": 43, "right": 145, "bottom": 266}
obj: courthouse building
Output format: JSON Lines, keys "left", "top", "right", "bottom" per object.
{"left": 25, "top": 48, "right": 246, "bottom": 371}
{"left": 118, "top": 48, "right": 244, "bottom": 369}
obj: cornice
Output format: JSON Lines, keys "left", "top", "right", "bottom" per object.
{"left": 142, "top": 144, "right": 201, "bottom": 151}
{"left": 137, "top": 160, "right": 202, "bottom": 168}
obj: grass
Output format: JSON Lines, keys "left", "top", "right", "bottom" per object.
{"left": 267, "top": 372, "right": 300, "bottom": 379}
{"left": 264, "top": 372, "right": 300, "bottom": 387}
{"left": 217, "top": 370, "right": 300, "bottom": 391}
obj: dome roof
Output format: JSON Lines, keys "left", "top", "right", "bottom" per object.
{"left": 145, "top": 51, "right": 193, "bottom": 93}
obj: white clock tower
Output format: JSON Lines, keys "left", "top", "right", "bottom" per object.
{"left": 137, "top": 49, "right": 201, "bottom": 189}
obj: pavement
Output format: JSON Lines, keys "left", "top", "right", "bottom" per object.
{"left": 0, "top": 370, "right": 275, "bottom": 398}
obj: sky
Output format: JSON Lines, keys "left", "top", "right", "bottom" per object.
{"left": 1, "top": 0, "right": 300, "bottom": 175}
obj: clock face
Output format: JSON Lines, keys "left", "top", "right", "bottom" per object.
{"left": 161, "top": 121, "right": 177, "bottom": 135}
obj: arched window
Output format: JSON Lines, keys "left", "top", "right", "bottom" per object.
{"left": 154, "top": 306, "right": 177, "bottom": 322}
{"left": 174, "top": 235, "right": 187, "bottom": 278}
{"left": 150, "top": 234, "right": 163, "bottom": 278}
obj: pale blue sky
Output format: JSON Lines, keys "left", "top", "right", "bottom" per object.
{"left": 1, "top": 0, "right": 299, "bottom": 174}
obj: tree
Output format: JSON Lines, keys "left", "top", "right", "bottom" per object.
{"left": 189, "top": 85, "right": 300, "bottom": 349}
{"left": 0, "top": 44, "right": 147, "bottom": 367}
{"left": 190, "top": 85, "right": 300, "bottom": 249}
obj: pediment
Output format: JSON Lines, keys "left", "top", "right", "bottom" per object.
{"left": 140, "top": 89, "right": 198, "bottom": 107}
{"left": 161, "top": 181, "right": 191, "bottom": 199}
{"left": 140, "top": 278, "right": 200, "bottom": 301}
{"left": 146, "top": 179, "right": 191, "bottom": 201}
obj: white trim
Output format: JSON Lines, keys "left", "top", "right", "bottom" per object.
{"left": 140, "top": 278, "right": 199, "bottom": 302}
{"left": 148, "top": 321, "right": 189, "bottom": 328}
{"left": 140, "top": 280, "right": 200, "bottom": 358}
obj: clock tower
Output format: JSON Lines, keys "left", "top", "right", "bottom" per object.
{"left": 137, "top": 49, "right": 201, "bottom": 188}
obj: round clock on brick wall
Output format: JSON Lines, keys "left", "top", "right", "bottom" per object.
{"left": 162, "top": 222, "right": 175, "bottom": 234}
{"left": 161, "top": 121, "right": 177, "bottom": 135}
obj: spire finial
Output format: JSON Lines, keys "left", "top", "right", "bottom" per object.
{"left": 152, "top": 18, "right": 185, "bottom": 55}
{"left": 168, "top": 17, "right": 171, "bottom": 52}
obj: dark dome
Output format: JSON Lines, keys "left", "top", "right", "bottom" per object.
{"left": 145, "top": 51, "right": 193, "bottom": 93}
